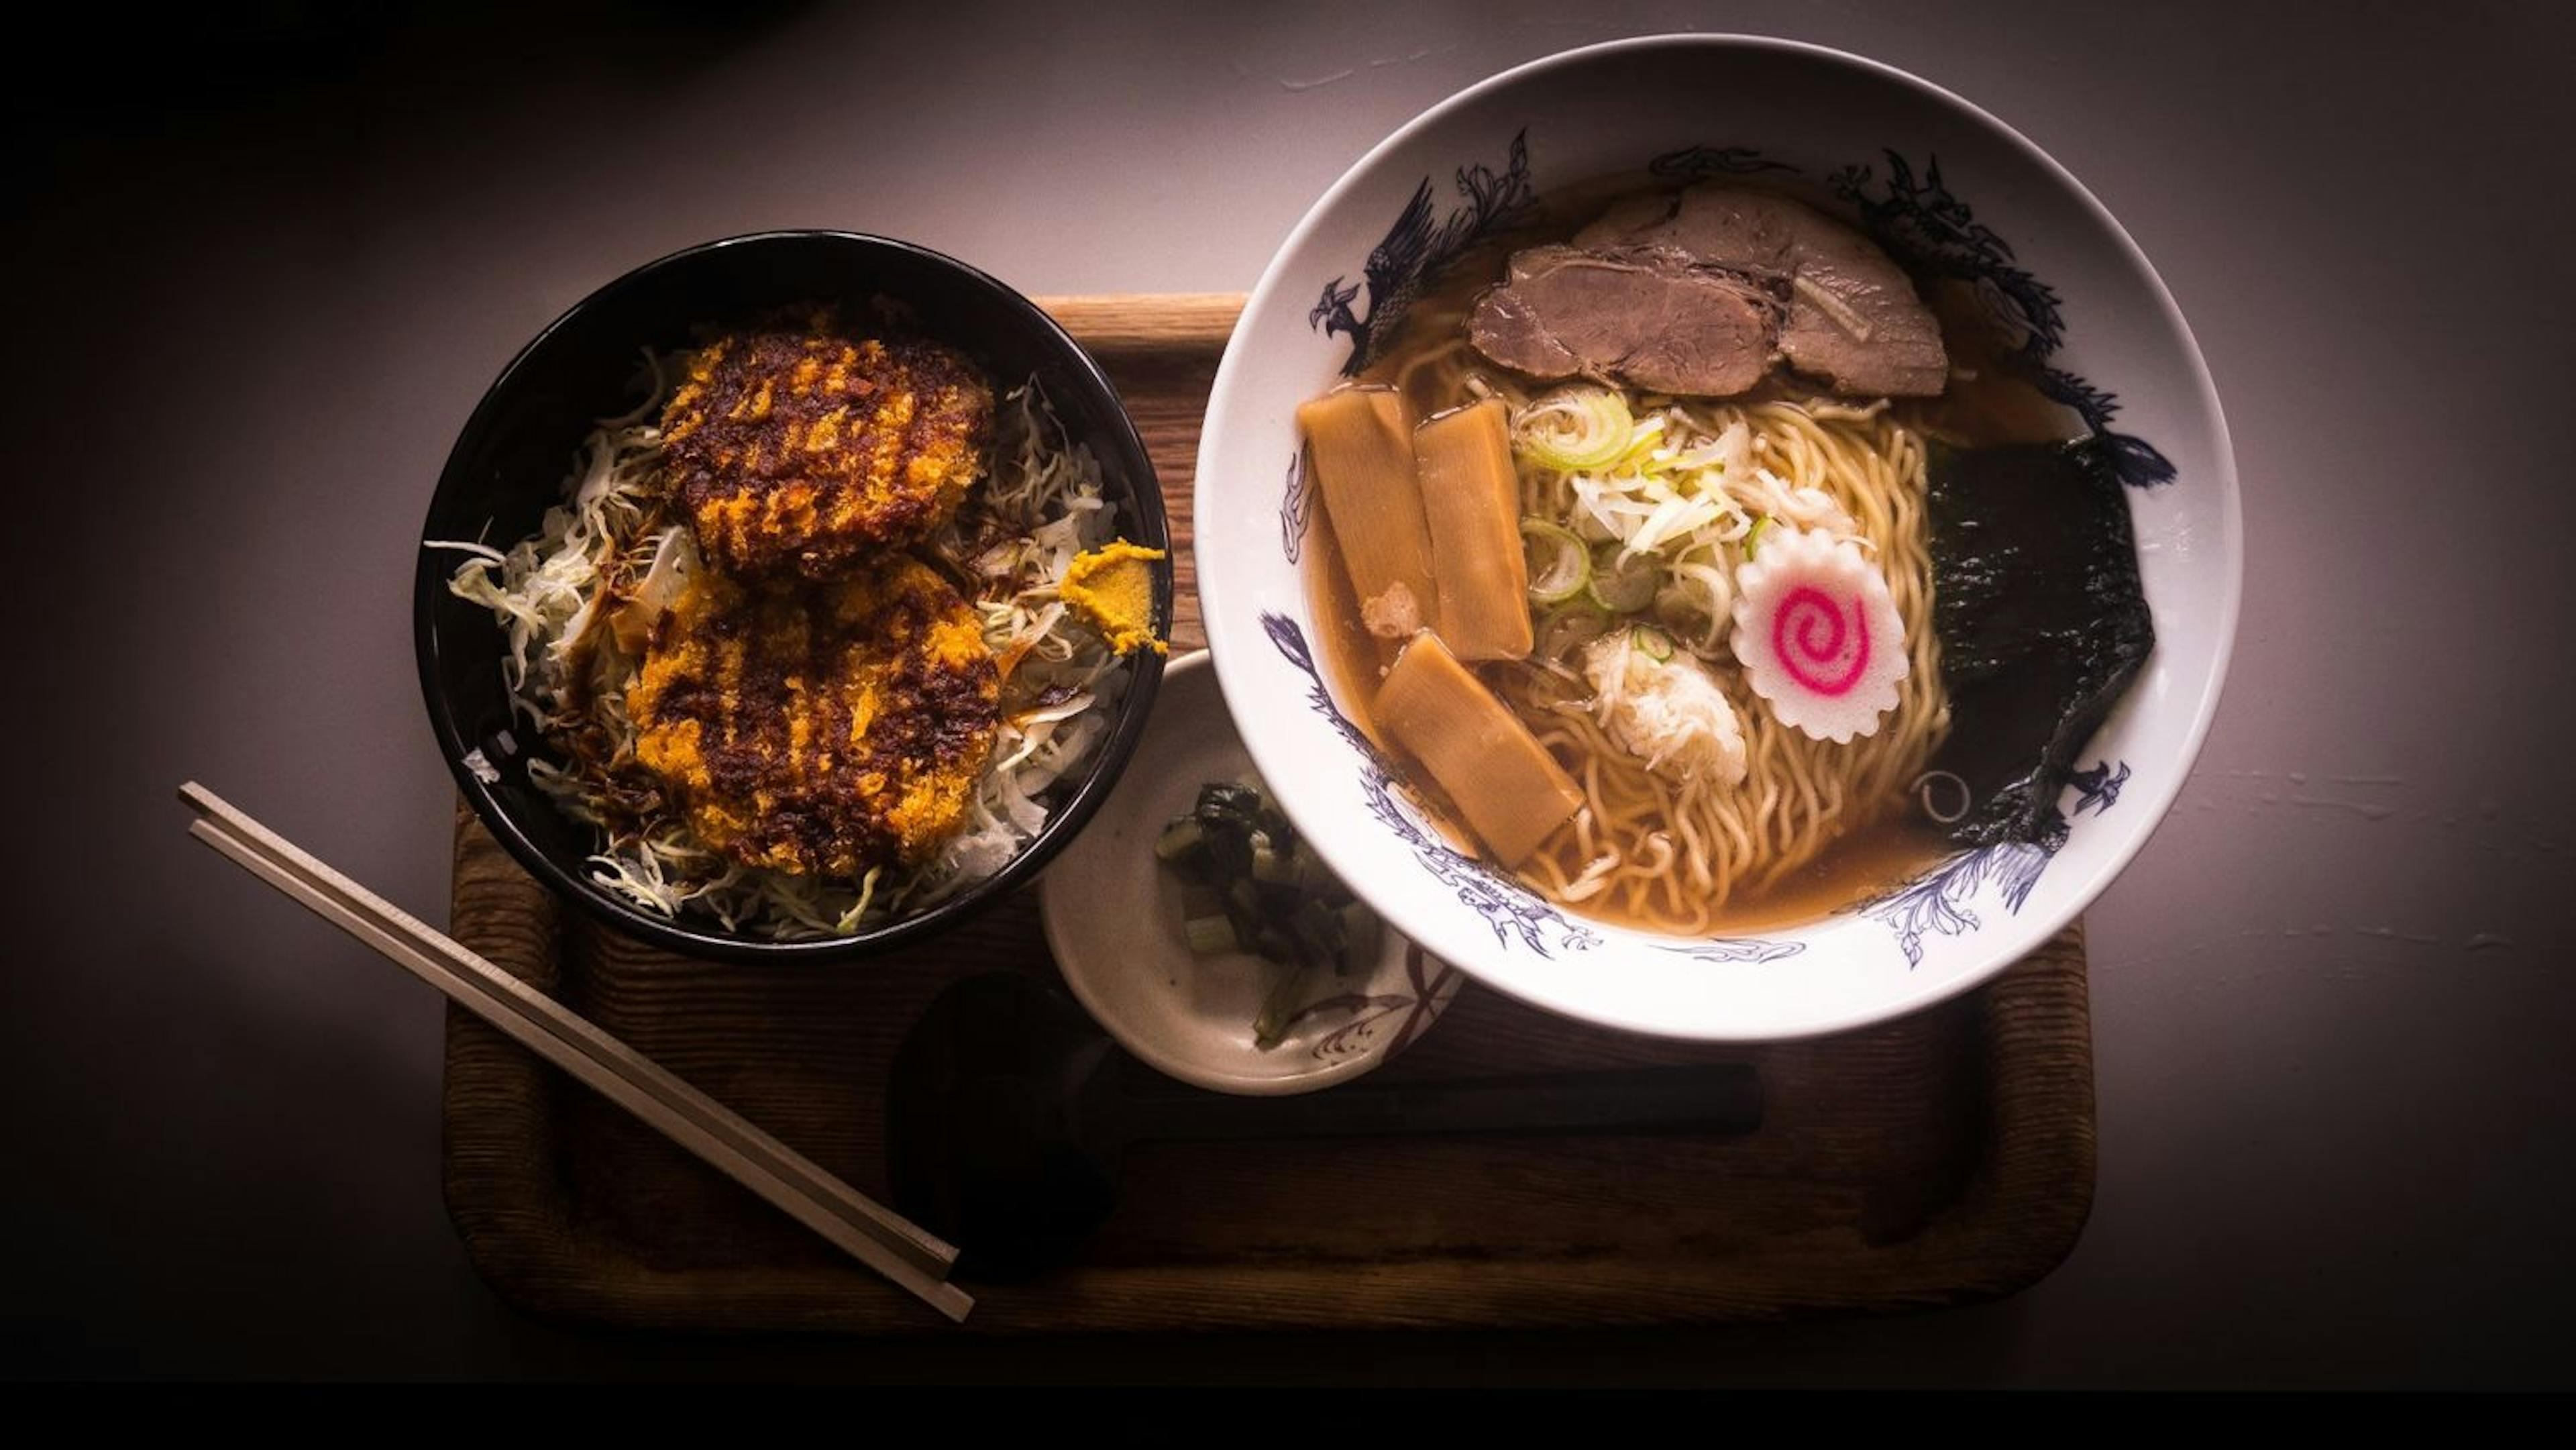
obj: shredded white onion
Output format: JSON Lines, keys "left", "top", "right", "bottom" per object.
{"left": 1512, "top": 395, "right": 1871, "bottom": 664}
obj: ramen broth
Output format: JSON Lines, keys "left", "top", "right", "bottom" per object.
{"left": 1301, "top": 171, "right": 2083, "bottom": 935}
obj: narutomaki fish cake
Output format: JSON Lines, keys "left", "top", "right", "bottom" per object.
{"left": 659, "top": 315, "right": 994, "bottom": 578}
{"left": 627, "top": 556, "right": 1002, "bottom": 876}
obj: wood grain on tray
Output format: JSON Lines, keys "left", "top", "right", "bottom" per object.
{"left": 439, "top": 294, "right": 2096, "bottom": 1333}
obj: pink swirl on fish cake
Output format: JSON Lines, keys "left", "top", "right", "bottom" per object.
{"left": 1730, "top": 527, "right": 1908, "bottom": 743}
{"left": 1770, "top": 585, "right": 1872, "bottom": 697}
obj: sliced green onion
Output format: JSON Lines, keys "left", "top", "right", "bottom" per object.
{"left": 1585, "top": 544, "right": 1661, "bottom": 613}
{"left": 1536, "top": 601, "right": 1614, "bottom": 660}
{"left": 1610, "top": 414, "right": 1668, "bottom": 472}
{"left": 1742, "top": 514, "right": 1772, "bottom": 560}
{"left": 1654, "top": 559, "right": 1735, "bottom": 657}
{"left": 1521, "top": 518, "right": 1590, "bottom": 605}
{"left": 1513, "top": 385, "right": 1633, "bottom": 471}
{"left": 1631, "top": 625, "right": 1675, "bottom": 662}
{"left": 1183, "top": 915, "right": 1239, "bottom": 955}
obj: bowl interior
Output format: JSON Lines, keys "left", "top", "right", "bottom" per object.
{"left": 418, "top": 231, "right": 1169, "bottom": 961}
{"left": 1195, "top": 37, "right": 2239, "bottom": 1040}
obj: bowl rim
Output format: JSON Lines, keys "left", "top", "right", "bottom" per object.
{"left": 415, "top": 228, "right": 1170, "bottom": 964}
{"left": 1195, "top": 34, "right": 2242, "bottom": 1040}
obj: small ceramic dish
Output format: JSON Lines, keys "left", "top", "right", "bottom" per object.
{"left": 1040, "top": 651, "right": 1461, "bottom": 1095}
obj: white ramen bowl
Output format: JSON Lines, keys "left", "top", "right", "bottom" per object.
{"left": 1195, "top": 35, "right": 2239, "bottom": 1042}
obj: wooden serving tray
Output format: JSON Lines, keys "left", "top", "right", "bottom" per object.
{"left": 441, "top": 295, "right": 2095, "bottom": 1333}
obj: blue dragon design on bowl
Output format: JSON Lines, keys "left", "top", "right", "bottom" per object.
{"left": 1825, "top": 150, "right": 2174, "bottom": 489}
{"left": 1308, "top": 129, "right": 1540, "bottom": 376}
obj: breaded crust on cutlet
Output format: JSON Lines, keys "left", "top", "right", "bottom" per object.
{"left": 659, "top": 313, "right": 993, "bottom": 578}
{"left": 626, "top": 557, "right": 1001, "bottom": 876}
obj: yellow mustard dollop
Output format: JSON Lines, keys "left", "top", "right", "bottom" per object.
{"left": 1061, "top": 541, "right": 1169, "bottom": 656}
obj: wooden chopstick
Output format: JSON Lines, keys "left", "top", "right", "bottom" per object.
{"left": 177, "top": 782, "right": 974, "bottom": 1324}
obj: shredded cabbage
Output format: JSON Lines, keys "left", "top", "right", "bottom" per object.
{"left": 430, "top": 361, "right": 1130, "bottom": 939}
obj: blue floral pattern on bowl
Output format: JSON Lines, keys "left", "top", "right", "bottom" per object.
{"left": 1855, "top": 758, "right": 2134, "bottom": 968}
{"left": 1662, "top": 937, "right": 1805, "bottom": 965}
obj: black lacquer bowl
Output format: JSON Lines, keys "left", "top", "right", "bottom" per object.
{"left": 415, "top": 231, "right": 1168, "bottom": 962}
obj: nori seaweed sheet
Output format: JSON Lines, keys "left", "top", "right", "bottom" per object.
{"left": 1925, "top": 435, "right": 2155, "bottom": 846}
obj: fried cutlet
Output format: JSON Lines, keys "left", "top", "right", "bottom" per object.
{"left": 627, "top": 557, "right": 1001, "bottom": 876}
{"left": 659, "top": 313, "right": 993, "bottom": 578}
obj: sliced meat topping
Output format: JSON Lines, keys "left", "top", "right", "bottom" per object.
{"left": 1466, "top": 244, "right": 1783, "bottom": 398}
{"left": 1472, "top": 185, "right": 1947, "bottom": 398}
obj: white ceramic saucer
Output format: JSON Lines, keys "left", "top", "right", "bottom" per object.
{"left": 1039, "top": 650, "right": 1461, "bottom": 1096}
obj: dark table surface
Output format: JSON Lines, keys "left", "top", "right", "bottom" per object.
{"left": 7, "top": 0, "right": 2571, "bottom": 1386}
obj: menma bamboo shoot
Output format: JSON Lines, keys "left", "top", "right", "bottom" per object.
{"left": 1373, "top": 632, "right": 1582, "bottom": 868}
{"left": 1412, "top": 399, "right": 1532, "bottom": 661}
{"left": 1297, "top": 386, "right": 1440, "bottom": 639}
